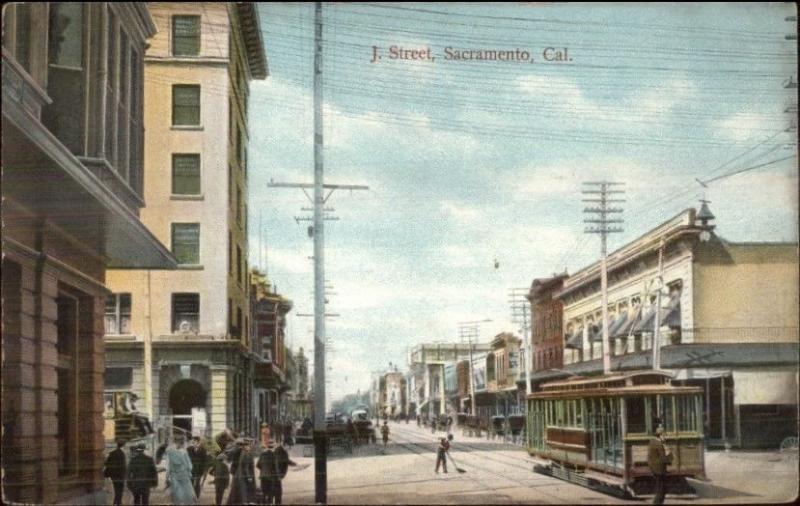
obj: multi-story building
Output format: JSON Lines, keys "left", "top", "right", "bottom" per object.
{"left": 380, "top": 370, "right": 407, "bottom": 418}
{"left": 550, "top": 204, "right": 798, "bottom": 448}
{"left": 103, "top": 2, "right": 267, "bottom": 437}
{"left": 529, "top": 275, "right": 567, "bottom": 375}
{"left": 408, "top": 342, "right": 491, "bottom": 418}
{"left": 251, "top": 270, "right": 293, "bottom": 425}
{"left": 2, "top": 3, "right": 176, "bottom": 503}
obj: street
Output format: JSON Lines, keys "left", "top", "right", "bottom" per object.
{"left": 110, "top": 422, "right": 799, "bottom": 505}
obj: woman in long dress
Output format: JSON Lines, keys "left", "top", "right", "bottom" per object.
{"left": 165, "top": 436, "right": 197, "bottom": 505}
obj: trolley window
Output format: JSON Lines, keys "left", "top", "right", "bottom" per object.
{"left": 676, "top": 395, "right": 699, "bottom": 433}
{"left": 626, "top": 396, "right": 647, "bottom": 434}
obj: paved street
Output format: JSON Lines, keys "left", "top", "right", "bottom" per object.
{"left": 108, "top": 422, "right": 798, "bottom": 504}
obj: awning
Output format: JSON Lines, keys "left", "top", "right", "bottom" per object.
{"left": 634, "top": 294, "right": 680, "bottom": 333}
{"left": 608, "top": 313, "right": 628, "bottom": 338}
{"left": 733, "top": 370, "right": 799, "bottom": 405}
{"left": 565, "top": 327, "right": 583, "bottom": 349}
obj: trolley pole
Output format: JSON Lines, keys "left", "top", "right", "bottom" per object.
{"left": 583, "top": 182, "right": 625, "bottom": 375}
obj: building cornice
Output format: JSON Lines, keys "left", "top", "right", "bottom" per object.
{"left": 556, "top": 209, "right": 703, "bottom": 299}
{"left": 233, "top": 3, "right": 268, "bottom": 80}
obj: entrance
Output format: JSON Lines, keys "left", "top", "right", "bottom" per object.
{"left": 169, "top": 379, "right": 207, "bottom": 433}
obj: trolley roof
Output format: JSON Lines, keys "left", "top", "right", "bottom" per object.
{"left": 527, "top": 370, "right": 703, "bottom": 399}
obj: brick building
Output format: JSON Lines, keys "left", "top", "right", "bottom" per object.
{"left": 2, "top": 3, "right": 176, "bottom": 503}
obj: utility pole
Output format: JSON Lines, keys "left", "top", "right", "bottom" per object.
{"left": 267, "top": 4, "right": 367, "bottom": 502}
{"left": 458, "top": 319, "right": 490, "bottom": 415}
{"left": 509, "top": 288, "right": 532, "bottom": 396}
{"left": 583, "top": 181, "right": 625, "bottom": 375}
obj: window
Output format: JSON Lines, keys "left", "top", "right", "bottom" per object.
{"left": 105, "top": 367, "right": 133, "bottom": 389}
{"left": 172, "top": 223, "right": 200, "bottom": 265}
{"left": 236, "top": 186, "right": 242, "bottom": 225}
{"left": 228, "top": 232, "right": 233, "bottom": 275}
{"left": 172, "top": 154, "right": 201, "bottom": 195}
{"left": 237, "top": 245, "right": 242, "bottom": 283}
{"left": 56, "top": 293, "right": 78, "bottom": 476}
{"left": 172, "top": 15, "right": 200, "bottom": 56}
{"left": 172, "top": 85, "right": 200, "bottom": 126}
{"left": 236, "top": 307, "right": 243, "bottom": 339}
{"left": 172, "top": 293, "right": 199, "bottom": 333}
{"left": 2, "top": 3, "right": 33, "bottom": 73}
{"left": 43, "top": 2, "right": 85, "bottom": 154}
{"left": 104, "top": 293, "right": 131, "bottom": 334}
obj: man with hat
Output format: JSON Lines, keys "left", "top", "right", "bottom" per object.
{"left": 187, "top": 436, "right": 208, "bottom": 499}
{"left": 273, "top": 442, "right": 297, "bottom": 505}
{"left": 228, "top": 438, "right": 256, "bottom": 505}
{"left": 257, "top": 441, "right": 278, "bottom": 505}
{"left": 648, "top": 426, "right": 673, "bottom": 505}
{"left": 127, "top": 443, "right": 158, "bottom": 505}
{"left": 104, "top": 440, "right": 127, "bottom": 506}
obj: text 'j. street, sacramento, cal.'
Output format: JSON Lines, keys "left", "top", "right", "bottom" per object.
{"left": 370, "top": 46, "right": 572, "bottom": 63}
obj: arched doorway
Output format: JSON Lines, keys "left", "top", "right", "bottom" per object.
{"left": 169, "top": 379, "right": 207, "bottom": 433}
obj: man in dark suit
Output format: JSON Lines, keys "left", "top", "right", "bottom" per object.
{"left": 127, "top": 443, "right": 158, "bottom": 505}
{"left": 648, "top": 427, "right": 673, "bottom": 505}
{"left": 273, "top": 443, "right": 297, "bottom": 505}
{"left": 104, "top": 440, "right": 127, "bottom": 506}
{"left": 187, "top": 436, "right": 208, "bottom": 499}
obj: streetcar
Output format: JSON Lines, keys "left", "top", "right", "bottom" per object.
{"left": 526, "top": 370, "right": 705, "bottom": 498}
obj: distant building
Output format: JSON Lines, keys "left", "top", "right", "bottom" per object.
{"left": 251, "top": 269, "right": 293, "bottom": 424}
{"left": 2, "top": 3, "right": 176, "bottom": 503}
{"left": 408, "top": 342, "right": 491, "bottom": 418}
{"left": 528, "top": 274, "right": 568, "bottom": 375}
{"left": 103, "top": 2, "right": 267, "bottom": 437}
{"left": 547, "top": 205, "right": 799, "bottom": 448}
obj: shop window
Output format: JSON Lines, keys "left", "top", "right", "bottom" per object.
{"left": 105, "top": 367, "right": 133, "bottom": 389}
{"left": 56, "top": 293, "right": 79, "bottom": 476}
{"left": 104, "top": 293, "right": 131, "bottom": 334}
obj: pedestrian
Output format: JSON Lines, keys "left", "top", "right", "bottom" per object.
{"left": 257, "top": 442, "right": 278, "bottom": 505}
{"left": 648, "top": 427, "right": 673, "bottom": 505}
{"left": 260, "top": 422, "right": 271, "bottom": 450}
{"left": 209, "top": 450, "right": 230, "bottom": 506}
{"left": 381, "top": 421, "right": 390, "bottom": 446}
{"left": 187, "top": 436, "right": 208, "bottom": 499}
{"left": 165, "top": 435, "right": 197, "bottom": 504}
{"left": 435, "top": 437, "right": 450, "bottom": 474}
{"left": 228, "top": 438, "right": 256, "bottom": 505}
{"left": 283, "top": 420, "right": 293, "bottom": 447}
{"left": 104, "top": 440, "right": 127, "bottom": 506}
{"left": 416, "top": 415, "right": 420, "bottom": 427}
{"left": 127, "top": 443, "right": 158, "bottom": 506}
{"left": 273, "top": 442, "right": 297, "bottom": 505}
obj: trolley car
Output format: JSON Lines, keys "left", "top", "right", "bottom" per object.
{"left": 526, "top": 371, "right": 705, "bottom": 498}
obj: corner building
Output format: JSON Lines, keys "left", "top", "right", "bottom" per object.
{"left": 104, "top": 2, "right": 267, "bottom": 437}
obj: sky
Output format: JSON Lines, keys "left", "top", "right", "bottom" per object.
{"left": 246, "top": 2, "right": 798, "bottom": 406}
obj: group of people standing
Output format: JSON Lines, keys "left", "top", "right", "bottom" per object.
{"left": 103, "top": 424, "right": 297, "bottom": 506}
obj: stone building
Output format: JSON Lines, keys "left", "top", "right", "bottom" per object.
{"left": 103, "top": 2, "right": 267, "bottom": 437}
{"left": 2, "top": 3, "right": 176, "bottom": 503}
